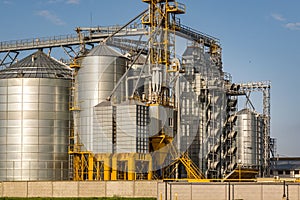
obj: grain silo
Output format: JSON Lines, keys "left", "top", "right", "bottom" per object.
{"left": 0, "top": 50, "right": 72, "bottom": 181}
{"left": 78, "top": 43, "right": 127, "bottom": 152}
{"left": 235, "top": 108, "right": 264, "bottom": 169}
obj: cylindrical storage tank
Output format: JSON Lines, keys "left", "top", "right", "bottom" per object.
{"left": 235, "top": 108, "right": 264, "bottom": 168}
{"left": 78, "top": 44, "right": 127, "bottom": 152}
{"left": 0, "top": 50, "right": 72, "bottom": 181}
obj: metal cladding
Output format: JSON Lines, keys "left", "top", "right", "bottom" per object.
{"left": 235, "top": 108, "right": 264, "bottom": 168}
{"left": 116, "top": 100, "right": 149, "bottom": 153}
{"left": 93, "top": 100, "right": 149, "bottom": 154}
{"left": 93, "top": 101, "right": 115, "bottom": 153}
{"left": 0, "top": 50, "right": 72, "bottom": 181}
{"left": 180, "top": 44, "right": 227, "bottom": 177}
{"left": 78, "top": 43, "right": 127, "bottom": 152}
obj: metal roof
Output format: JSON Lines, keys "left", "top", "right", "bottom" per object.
{"left": 236, "top": 108, "right": 258, "bottom": 115}
{"left": 87, "top": 43, "right": 124, "bottom": 57}
{"left": 0, "top": 50, "right": 72, "bottom": 79}
{"left": 95, "top": 100, "right": 113, "bottom": 107}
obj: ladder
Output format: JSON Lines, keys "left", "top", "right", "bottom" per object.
{"left": 169, "top": 142, "right": 206, "bottom": 179}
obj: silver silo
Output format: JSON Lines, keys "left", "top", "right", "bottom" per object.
{"left": 78, "top": 44, "right": 127, "bottom": 152}
{"left": 235, "top": 109, "right": 263, "bottom": 168}
{"left": 0, "top": 50, "right": 72, "bottom": 181}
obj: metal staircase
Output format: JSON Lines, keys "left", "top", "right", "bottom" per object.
{"left": 179, "top": 152, "right": 206, "bottom": 179}
{"left": 169, "top": 142, "right": 206, "bottom": 179}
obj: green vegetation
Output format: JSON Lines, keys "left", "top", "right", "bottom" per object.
{"left": 0, "top": 198, "right": 156, "bottom": 200}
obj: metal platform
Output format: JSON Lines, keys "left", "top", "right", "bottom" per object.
{"left": 223, "top": 168, "right": 259, "bottom": 181}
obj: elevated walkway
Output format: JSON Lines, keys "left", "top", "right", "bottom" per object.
{"left": 0, "top": 23, "right": 219, "bottom": 53}
{"left": 0, "top": 27, "right": 147, "bottom": 53}
{"left": 175, "top": 22, "right": 220, "bottom": 47}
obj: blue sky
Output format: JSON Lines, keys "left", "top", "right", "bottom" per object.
{"left": 1, "top": 0, "right": 300, "bottom": 156}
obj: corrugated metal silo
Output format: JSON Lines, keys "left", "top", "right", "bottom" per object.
{"left": 0, "top": 50, "right": 72, "bottom": 181}
{"left": 235, "top": 108, "right": 264, "bottom": 168}
{"left": 78, "top": 44, "right": 127, "bottom": 152}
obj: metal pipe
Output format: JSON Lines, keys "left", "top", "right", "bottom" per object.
{"left": 170, "top": 183, "right": 172, "bottom": 200}
{"left": 232, "top": 184, "right": 234, "bottom": 200}
{"left": 106, "top": 45, "right": 148, "bottom": 101}
{"left": 103, "top": 9, "right": 147, "bottom": 43}
{"left": 165, "top": 182, "right": 168, "bottom": 200}
{"left": 287, "top": 184, "right": 289, "bottom": 200}
{"left": 130, "top": 53, "right": 150, "bottom": 98}
{"left": 228, "top": 182, "right": 231, "bottom": 200}
{"left": 107, "top": 18, "right": 164, "bottom": 101}
{"left": 127, "top": 75, "right": 152, "bottom": 81}
{"left": 283, "top": 180, "right": 286, "bottom": 198}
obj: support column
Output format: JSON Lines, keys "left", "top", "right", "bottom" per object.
{"left": 111, "top": 154, "right": 118, "bottom": 180}
{"left": 147, "top": 154, "right": 153, "bottom": 180}
{"left": 128, "top": 154, "right": 136, "bottom": 181}
{"left": 104, "top": 154, "right": 111, "bottom": 181}
{"left": 88, "top": 154, "right": 94, "bottom": 180}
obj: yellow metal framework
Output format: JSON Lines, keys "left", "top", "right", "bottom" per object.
{"left": 149, "top": 133, "right": 205, "bottom": 180}
{"left": 142, "top": 0, "right": 185, "bottom": 106}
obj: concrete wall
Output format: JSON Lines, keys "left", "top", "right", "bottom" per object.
{"left": 0, "top": 181, "right": 158, "bottom": 198}
{"left": 0, "top": 180, "right": 299, "bottom": 199}
{"left": 158, "top": 182, "right": 300, "bottom": 200}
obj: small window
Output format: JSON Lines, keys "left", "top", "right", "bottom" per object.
{"left": 295, "top": 170, "right": 300, "bottom": 175}
{"left": 278, "top": 170, "right": 283, "bottom": 175}
{"left": 169, "top": 118, "right": 173, "bottom": 127}
{"left": 285, "top": 171, "right": 290, "bottom": 175}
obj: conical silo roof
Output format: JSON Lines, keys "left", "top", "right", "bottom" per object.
{"left": 0, "top": 50, "right": 72, "bottom": 79}
{"left": 87, "top": 43, "right": 124, "bottom": 57}
{"left": 236, "top": 108, "right": 257, "bottom": 115}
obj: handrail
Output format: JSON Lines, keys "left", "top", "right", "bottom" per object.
{"left": 175, "top": 22, "right": 220, "bottom": 44}
{"left": 0, "top": 22, "right": 220, "bottom": 53}
{"left": 0, "top": 34, "right": 79, "bottom": 47}
{"left": 0, "top": 26, "right": 147, "bottom": 53}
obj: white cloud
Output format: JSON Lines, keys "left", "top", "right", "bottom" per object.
{"left": 285, "top": 22, "right": 300, "bottom": 31}
{"left": 66, "top": 0, "right": 79, "bottom": 4}
{"left": 48, "top": 0, "right": 60, "bottom": 3}
{"left": 2, "top": 0, "right": 13, "bottom": 4}
{"left": 36, "top": 10, "right": 65, "bottom": 26}
{"left": 47, "top": 0, "right": 80, "bottom": 4}
{"left": 271, "top": 13, "right": 300, "bottom": 31}
{"left": 271, "top": 13, "right": 286, "bottom": 22}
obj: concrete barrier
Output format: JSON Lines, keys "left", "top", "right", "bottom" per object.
{"left": 0, "top": 180, "right": 299, "bottom": 199}
{"left": 2, "top": 182, "right": 27, "bottom": 197}
{"left": 78, "top": 181, "right": 106, "bottom": 197}
{"left": 158, "top": 182, "right": 300, "bottom": 200}
{"left": 0, "top": 181, "right": 158, "bottom": 198}
{"left": 28, "top": 182, "right": 52, "bottom": 197}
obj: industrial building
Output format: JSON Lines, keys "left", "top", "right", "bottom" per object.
{"left": 271, "top": 157, "right": 300, "bottom": 178}
{"left": 0, "top": 0, "right": 275, "bottom": 182}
